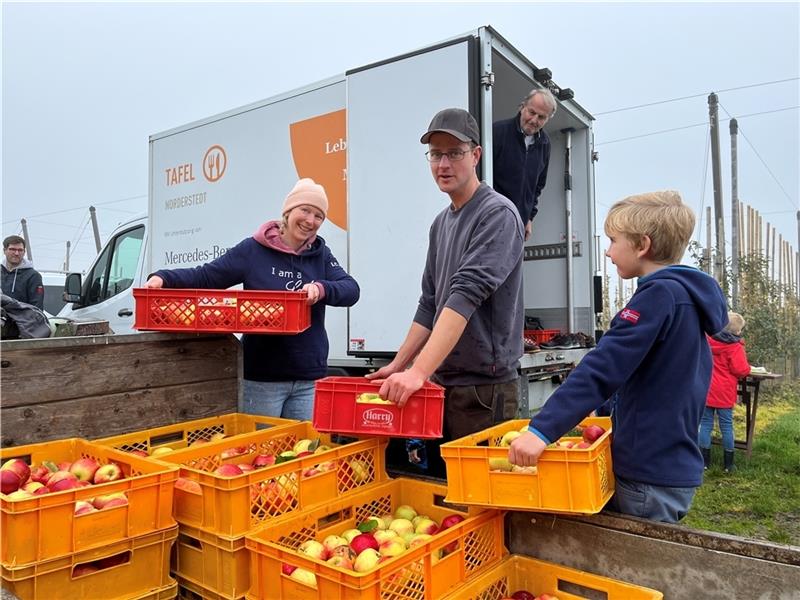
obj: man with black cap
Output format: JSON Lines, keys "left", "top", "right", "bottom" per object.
{"left": 367, "top": 108, "right": 524, "bottom": 477}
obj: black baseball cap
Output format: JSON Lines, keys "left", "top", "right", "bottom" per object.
{"left": 420, "top": 108, "right": 480, "bottom": 145}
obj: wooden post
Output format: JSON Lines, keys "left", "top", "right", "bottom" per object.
{"left": 705, "top": 207, "right": 713, "bottom": 274}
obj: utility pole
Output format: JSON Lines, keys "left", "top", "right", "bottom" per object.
{"left": 705, "top": 207, "right": 713, "bottom": 274}
{"left": 64, "top": 241, "right": 71, "bottom": 272}
{"left": 20, "top": 219, "right": 33, "bottom": 262}
{"left": 797, "top": 210, "right": 800, "bottom": 299}
{"left": 89, "top": 206, "right": 102, "bottom": 253}
{"left": 730, "top": 118, "right": 739, "bottom": 307}
{"left": 708, "top": 93, "right": 726, "bottom": 286}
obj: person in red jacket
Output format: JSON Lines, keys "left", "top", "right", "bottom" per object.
{"left": 698, "top": 312, "right": 751, "bottom": 472}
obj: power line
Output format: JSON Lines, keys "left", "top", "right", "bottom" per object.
{"left": 595, "top": 77, "right": 799, "bottom": 116}
{"left": 596, "top": 105, "right": 799, "bottom": 146}
{"left": 1, "top": 193, "right": 146, "bottom": 225}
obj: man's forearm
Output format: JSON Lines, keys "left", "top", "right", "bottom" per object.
{"left": 392, "top": 322, "right": 432, "bottom": 370}
{"left": 409, "top": 307, "right": 468, "bottom": 379}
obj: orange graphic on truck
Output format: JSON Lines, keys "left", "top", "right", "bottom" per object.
{"left": 203, "top": 145, "right": 227, "bottom": 182}
{"left": 289, "top": 110, "right": 347, "bottom": 230}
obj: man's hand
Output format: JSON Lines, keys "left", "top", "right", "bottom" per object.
{"left": 365, "top": 362, "right": 401, "bottom": 381}
{"left": 508, "top": 430, "right": 547, "bottom": 467}
{"left": 145, "top": 276, "right": 164, "bottom": 288}
{"left": 524, "top": 220, "right": 532, "bottom": 241}
{"left": 375, "top": 367, "right": 426, "bottom": 408}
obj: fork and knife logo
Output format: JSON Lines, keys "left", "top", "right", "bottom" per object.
{"left": 203, "top": 145, "right": 227, "bottom": 182}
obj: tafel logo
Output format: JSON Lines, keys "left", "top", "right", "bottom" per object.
{"left": 362, "top": 408, "right": 394, "bottom": 428}
{"left": 620, "top": 308, "right": 640, "bottom": 324}
{"left": 203, "top": 145, "right": 227, "bottom": 182}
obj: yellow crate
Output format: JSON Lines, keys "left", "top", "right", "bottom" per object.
{"left": 440, "top": 554, "right": 663, "bottom": 599}
{"left": 1, "top": 439, "right": 179, "bottom": 567}
{"left": 94, "top": 413, "right": 296, "bottom": 458}
{"left": 177, "top": 575, "right": 242, "bottom": 600}
{"left": 134, "top": 581, "right": 179, "bottom": 600}
{"left": 245, "top": 478, "right": 506, "bottom": 600}
{"left": 172, "top": 524, "right": 249, "bottom": 599}
{"left": 440, "top": 417, "right": 614, "bottom": 514}
{"left": 1, "top": 526, "right": 178, "bottom": 600}
{"left": 155, "top": 421, "right": 388, "bottom": 537}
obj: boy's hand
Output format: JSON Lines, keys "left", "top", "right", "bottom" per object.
{"left": 508, "top": 431, "right": 547, "bottom": 467}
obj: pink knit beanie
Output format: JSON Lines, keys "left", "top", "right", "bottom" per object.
{"left": 281, "top": 178, "right": 328, "bottom": 218}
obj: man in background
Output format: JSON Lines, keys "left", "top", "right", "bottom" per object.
{"left": 2, "top": 235, "right": 44, "bottom": 309}
{"left": 493, "top": 88, "right": 557, "bottom": 241}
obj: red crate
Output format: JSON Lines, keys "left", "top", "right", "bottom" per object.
{"left": 523, "top": 329, "right": 559, "bottom": 343}
{"left": 133, "top": 288, "right": 311, "bottom": 334}
{"left": 312, "top": 377, "right": 444, "bottom": 439}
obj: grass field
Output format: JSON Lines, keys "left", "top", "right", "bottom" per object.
{"left": 683, "top": 380, "right": 800, "bottom": 545}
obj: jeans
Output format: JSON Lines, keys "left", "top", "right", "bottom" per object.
{"left": 698, "top": 406, "right": 734, "bottom": 451}
{"left": 605, "top": 476, "right": 696, "bottom": 523}
{"left": 239, "top": 379, "right": 315, "bottom": 421}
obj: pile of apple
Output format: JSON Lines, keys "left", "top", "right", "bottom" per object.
{"left": 208, "top": 438, "right": 338, "bottom": 479}
{"left": 550, "top": 424, "right": 606, "bottom": 449}
{"left": 501, "top": 592, "right": 560, "bottom": 600}
{"left": 489, "top": 423, "right": 606, "bottom": 473}
{"left": 283, "top": 503, "right": 467, "bottom": 586}
{"left": 1, "top": 457, "right": 128, "bottom": 513}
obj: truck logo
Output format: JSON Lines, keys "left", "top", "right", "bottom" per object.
{"left": 362, "top": 408, "right": 394, "bottom": 428}
{"left": 203, "top": 145, "right": 227, "bottom": 182}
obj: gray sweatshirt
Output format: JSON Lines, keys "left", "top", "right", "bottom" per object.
{"left": 414, "top": 183, "right": 524, "bottom": 386}
{"left": 1, "top": 257, "right": 44, "bottom": 310}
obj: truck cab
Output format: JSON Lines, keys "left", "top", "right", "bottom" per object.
{"left": 60, "top": 216, "right": 147, "bottom": 334}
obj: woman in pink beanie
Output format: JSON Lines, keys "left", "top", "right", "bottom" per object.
{"left": 145, "top": 178, "right": 360, "bottom": 419}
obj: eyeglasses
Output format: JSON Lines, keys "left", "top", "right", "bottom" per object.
{"left": 5, "top": 248, "right": 25, "bottom": 254}
{"left": 425, "top": 149, "right": 471, "bottom": 162}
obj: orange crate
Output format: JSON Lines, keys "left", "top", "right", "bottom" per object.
{"left": 0, "top": 525, "right": 178, "bottom": 600}
{"left": 440, "top": 554, "right": 663, "bottom": 599}
{"left": 133, "top": 287, "right": 311, "bottom": 334}
{"left": 155, "top": 422, "right": 388, "bottom": 537}
{"left": 172, "top": 523, "right": 249, "bottom": 599}
{"left": 1, "top": 439, "right": 179, "bottom": 567}
{"left": 95, "top": 413, "right": 296, "bottom": 458}
{"left": 312, "top": 377, "right": 445, "bottom": 439}
{"left": 440, "top": 417, "right": 613, "bottom": 514}
{"left": 523, "top": 329, "right": 559, "bottom": 343}
{"left": 244, "top": 478, "right": 506, "bottom": 600}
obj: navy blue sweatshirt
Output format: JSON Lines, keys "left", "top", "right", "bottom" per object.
{"left": 153, "top": 235, "right": 359, "bottom": 382}
{"left": 492, "top": 114, "right": 551, "bottom": 223}
{"left": 530, "top": 265, "right": 728, "bottom": 487}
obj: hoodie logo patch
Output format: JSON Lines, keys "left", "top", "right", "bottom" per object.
{"left": 620, "top": 308, "right": 640, "bottom": 324}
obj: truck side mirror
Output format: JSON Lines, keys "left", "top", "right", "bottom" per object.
{"left": 63, "top": 273, "right": 83, "bottom": 303}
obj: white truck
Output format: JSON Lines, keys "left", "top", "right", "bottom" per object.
{"left": 60, "top": 25, "right": 598, "bottom": 412}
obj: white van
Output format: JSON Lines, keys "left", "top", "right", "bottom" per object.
{"left": 40, "top": 271, "right": 68, "bottom": 316}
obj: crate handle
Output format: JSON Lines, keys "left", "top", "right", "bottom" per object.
{"left": 433, "top": 493, "right": 469, "bottom": 514}
{"left": 316, "top": 507, "right": 352, "bottom": 530}
{"left": 71, "top": 550, "right": 131, "bottom": 579}
{"left": 149, "top": 431, "right": 186, "bottom": 447}
{"left": 1, "top": 452, "right": 32, "bottom": 465}
{"left": 558, "top": 576, "right": 610, "bottom": 597}
{"left": 178, "top": 534, "right": 204, "bottom": 551}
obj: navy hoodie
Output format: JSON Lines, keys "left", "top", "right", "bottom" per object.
{"left": 530, "top": 265, "right": 728, "bottom": 488}
{"left": 153, "top": 232, "right": 359, "bottom": 382}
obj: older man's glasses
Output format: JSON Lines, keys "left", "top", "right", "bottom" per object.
{"left": 425, "top": 149, "right": 470, "bottom": 162}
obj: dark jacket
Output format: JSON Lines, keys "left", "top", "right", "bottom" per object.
{"left": 530, "top": 265, "right": 728, "bottom": 488}
{"left": 1, "top": 258, "right": 44, "bottom": 310}
{"left": 153, "top": 228, "right": 359, "bottom": 382}
{"left": 492, "top": 114, "right": 551, "bottom": 223}
{"left": 706, "top": 332, "right": 750, "bottom": 409}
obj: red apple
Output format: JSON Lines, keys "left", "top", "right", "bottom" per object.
{"left": 58, "top": 461, "right": 73, "bottom": 472}
{"left": 1, "top": 469, "right": 22, "bottom": 494}
{"left": 252, "top": 454, "right": 276, "bottom": 468}
{"left": 69, "top": 458, "right": 100, "bottom": 482}
{"left": 350, "top": 533, "right": 379, "bottom": 555}
{"left": 573, "top": 442, "right": 592, "bottom": 449}
{"left": 22, "top": 481, "right": 45, "bottom": 494}
{"left": 93, "top": 463, "right": 123, "bottom": 484}
{"left": 127, "top": 449, "right": 149, "bottom": 457}
{"left": 582, "top": 425, "right": 606, "bottom": 443}
{"left": 213, "top": 464, "right": 243, "bottom": 477}
{"left": 238, "top": 463, "right": 255, "bottom": 473}
{"left": 74, "top": 500, "right": 97, "bottom": 515}
{"left": 281, "top": 563, "right": 297, "bottom": 576}
{"left": 29, "top": 464, "right": 55, "bottom": 485}
{"left": 72, "top": 564, "right": 100, "bottom": 578}
{"left": 46, "top": 470, "right": 80, "bottom": 492}
{"left": 1, "top": 458, "right": 31, "bottom": 486}
{"left": 220, "top": 446, "right": 247, "bottom": 459}
{"left": 511, "top": 591, "right": 536, "bottom": 600}
{"left": 440, "top": 514, "right": 466, "bottom": 530}
{"left": 92, "top": 492, "right": 129, "bottom": 509}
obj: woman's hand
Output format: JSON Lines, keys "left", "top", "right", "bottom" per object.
{"left": 145, "top": 276, "right": 164, "bottom": 288}
{"left": 302, "top": 282, "right": 321, "bottom": 305}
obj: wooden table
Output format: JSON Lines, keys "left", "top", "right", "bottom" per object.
{"left": 725, "top": 371, "right": 783, "bottom": 458}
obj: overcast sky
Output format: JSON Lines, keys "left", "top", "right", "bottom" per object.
{"left": 3, "top": 1, "right": 799, "bottom": 274}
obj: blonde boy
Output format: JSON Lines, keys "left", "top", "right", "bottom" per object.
{"left": 509, "top": 191, "right": 728, "bottom": 522}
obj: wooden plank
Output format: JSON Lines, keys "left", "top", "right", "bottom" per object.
{"left": 506, "top": 512, "right": 800, "bottom": 598}
{"left": 0, "top": 379, "right": 238, "bottom": 447}
{"left": 0, "top": 333, "right": 239, "bottom": 408}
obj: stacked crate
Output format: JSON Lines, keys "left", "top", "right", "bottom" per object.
{"left": 0, "top": 439, "right": 180, "bottom": 599}
{"left": 101, "top": 416, "right": 388, "bottom": 599}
